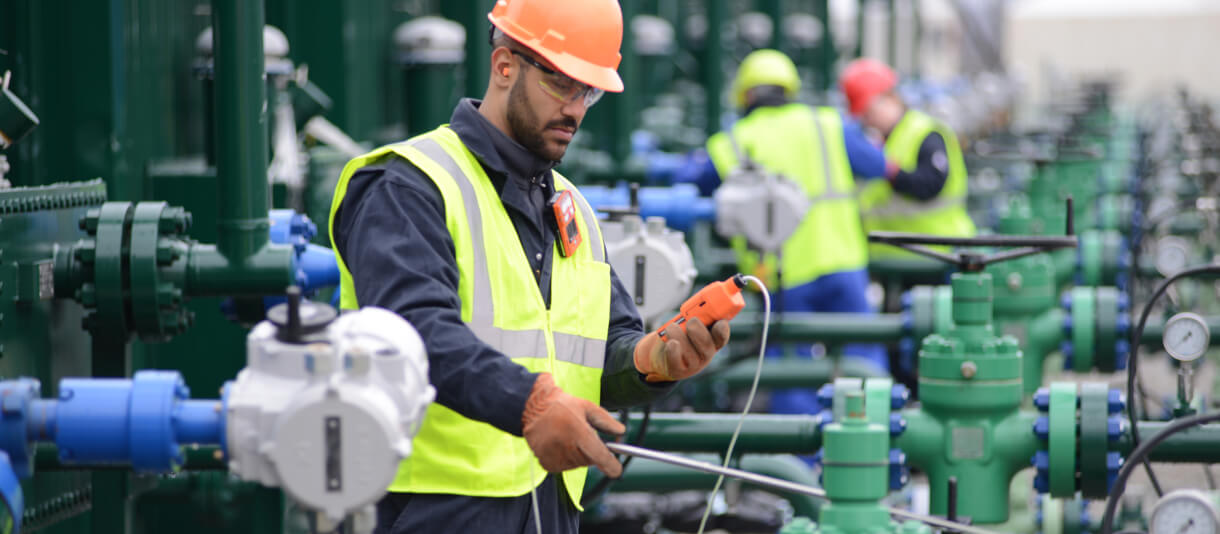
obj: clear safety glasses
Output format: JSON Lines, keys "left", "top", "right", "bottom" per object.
{"left": 512, "top": 50, "right": 605, "bottom": 108}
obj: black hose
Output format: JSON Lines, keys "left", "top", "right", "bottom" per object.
{"left": 1100, "top": 411, "right": 1220, "bottom": 534}
{"left": 1128, "top": 264, "right": 1220, "bottom": 497}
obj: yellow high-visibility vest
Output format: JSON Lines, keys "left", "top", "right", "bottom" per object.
{"left": 858, "top": 110, "right": 976, "bottom": 258}
{"left": 328, "top": 125, "right": 611, "bottom": 507}
{"left": 707, "top": 103, "right": 867, "bottom": 288}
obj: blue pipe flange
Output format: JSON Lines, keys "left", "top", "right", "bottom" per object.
{"left": 57, "top": 371, "right": 192, "bottom": 472}
{"left": 0, "top": 379, "right": 40, "bottom": 478}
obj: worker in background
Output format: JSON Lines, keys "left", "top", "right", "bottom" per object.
{"left": 840, "top": 58, "right": 976, "bottom": 258}
{"left": 328, "top": 0, "right": 732, "bottom": 532}
{"left": 677, "top": 49, "right": 891, "bottom": 418}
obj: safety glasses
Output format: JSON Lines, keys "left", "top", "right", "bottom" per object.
{"left": 511, "top": 50, "right": 605, "bottom": 108}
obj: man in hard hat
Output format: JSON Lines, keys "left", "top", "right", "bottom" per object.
{"left": 840, "top": 58, "right": 976, "bottom": 258}
{"left": 679, "top": 49, "right": 891, "bottom": 416}
{"left": 328, "top": 1, "right": 732, "bottom": 532}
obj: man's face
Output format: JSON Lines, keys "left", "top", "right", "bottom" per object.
{"left": 862, "top": 92, "right": 905, "bottom": 134}
{"left": 505, "top": 52, "right": 589, "bottom": 162}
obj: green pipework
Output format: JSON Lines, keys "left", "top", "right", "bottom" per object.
{"left": 709, "top": 358, "right": 889, "bottom": 392}
{"left": 760, "top": 0, "right": 785, "bottom": 50}
{"left": 896, "top": 273, "right": 1041, "bottom": 524}
{"left": 731, "top": 312, "right": 910, "bottom": 344}
{"left": 702, "top": 0, "right": 724, "bottom": 136}
{"left": 1116, "top": 421, "right": 1220, "bottom": 463}
{"left": 818, "top": 392, "right": 898, "bottom": 534}
{"left": 592, "top": 454, "right": 823, "bottom": 518}
{"left": 813, "top": 0, "right": 834, "bottom": 91}
{"left": 396, "top": 17, "right": 464, "bottom": 137}
{"left": 209, "top": 0, "right": 295, "bottom": 295}
{"left": 1139, "top": 315, "right": 1220, "bottom": 346}
{"left": 631, "top": 413, "right": 823, "bottom": 454}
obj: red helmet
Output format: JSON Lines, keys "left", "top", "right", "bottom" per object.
{"left": 840, "top": 58, "right": 897, "bottom": 116}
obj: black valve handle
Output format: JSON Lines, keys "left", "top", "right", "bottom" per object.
{"left": 867, "top": 199, "right": 1078, "bottom": 272}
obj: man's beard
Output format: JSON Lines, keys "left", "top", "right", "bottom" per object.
{"left": 506, "top": 76, "right": 577, "bottom": 162}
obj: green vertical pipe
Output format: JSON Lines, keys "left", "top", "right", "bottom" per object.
{"left": 212, "top": 0, "right": 269, "bottom": 261}
{"left": 762, "top": 0, "right": 785, "bottom": 50}
{"left": 442, "top": 1, "right": 490, "bottom": 99}
{"left": 814, "top": 0, "right": 834, "bottom": 90}
{"left": 703, "top": 0, "right": 724, "bottom": 135}
{"left": 612, "top": 0, "right": 639, "bottom": 163}
{"left": 854, "top": 0, "right": 866, "bottom": 59}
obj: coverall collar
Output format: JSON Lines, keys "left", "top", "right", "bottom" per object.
{"left": 449, "top": 98, "right": 558, "bottom": 188}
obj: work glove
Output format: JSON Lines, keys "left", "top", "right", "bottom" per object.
{"left": 522, "top": 373, "right": 626, "bottom": 477}
{"left": 633, "top": 320, "right": 732, "bottom": 383}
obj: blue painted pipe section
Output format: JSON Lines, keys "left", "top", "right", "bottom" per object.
{"left": 268, "top": 209, "right": 340, "bottom": 293}
{"left": 579, "top": 183, "right": 715, "bottom": 232}
{"left": 50, "top": 371, "right": 223, "bottom": 473}
{"left": 173, "top": 400, "right": 224, "bottom": 445}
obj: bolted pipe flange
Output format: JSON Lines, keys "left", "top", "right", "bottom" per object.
{"left": 888, "top": 448, "right": 909, "bottom": 490}
{"left": 891, "top": 384, "right": 910, "bottom": 410}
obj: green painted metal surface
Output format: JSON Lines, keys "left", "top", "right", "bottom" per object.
{"left": 819, "top": 392, "right": 892, "bottom": 534}
{"left": 632, "top": 413, "right": 823, "bottom": 454}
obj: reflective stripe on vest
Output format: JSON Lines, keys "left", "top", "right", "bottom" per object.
{"left": 706, "top": 104, "right": 868, "bottom": 288}
{"left": 327, "top": 125, "right": 610, "bottom": 506}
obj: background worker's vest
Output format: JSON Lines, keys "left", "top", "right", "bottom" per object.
{"left": 707, "top": 104, "right": 867, "bottom": 289}
{"left": 327, "top": 126, "right": 611, "bottom": 508}
{"left": 858, "top": 110, "right": 976, "bottom": 258}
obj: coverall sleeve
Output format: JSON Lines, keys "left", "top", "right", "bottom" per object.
{"left": 600, "top": 261, "right": 676, "bottom": 411}
{"left": 333, "top": 160, "right": 538, "bottom": 437}
{"left": 842, "top": 117, "right": 889, "bottom": 179}
{"left": 889, "top": 132, "right": 950, "bottom": 201}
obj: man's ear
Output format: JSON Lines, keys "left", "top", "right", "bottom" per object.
{"left": 490, "top": 47, "right": 515, "bottom": 88}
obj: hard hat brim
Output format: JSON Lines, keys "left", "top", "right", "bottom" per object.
{"left": 489, "top": 13, "right": 624, "bottom": 93}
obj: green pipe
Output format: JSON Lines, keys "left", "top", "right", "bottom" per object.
{"left": 212, "top": 0, "right": 271, "bottom": 262}
{"left": 1116, "top": 422, "right": 1220, "bottom": 463}
{"left": 814, "top": 0, "right": 834, "bottom": 91}
{"left": 1140, "top": 316, "right": 1220, "bottom": 346}
{"left": 869, "top": 258, "right": 953, "bottom": 283}
{"left": 710, "top": 358, "right": 888, "bottom": 391}
{"left": 632, "top": 413, "right": 823, "bottom": 454}
{"left": 702, "top": 0, "right": 724, "bottom": 136}
{"left": 732, "top": 312, "right": 909, "bottom": 343}
{"left": 761, "top": 0, "right": 785, "bottom": 50}
{"left": 182, "top": 244, "right": 293, "bottom": 298}
{"left": 602, "top": 454, "right": 822, "bottom": 518}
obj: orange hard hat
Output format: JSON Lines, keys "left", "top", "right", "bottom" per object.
{"left": 488, "top": 0, "right": 625, "bottom": 93}
{"left": 840, "top": 58, "right": 898, "bottom": 116}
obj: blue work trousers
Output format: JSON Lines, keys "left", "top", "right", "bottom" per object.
{"left": 767, "top": 269, "right": 888, "bottom": 418}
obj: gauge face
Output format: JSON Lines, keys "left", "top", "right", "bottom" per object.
{"left": 1156, "top": 237, "right": 1191, "bottom": 277}
{"left": 1164, "top": 312, "right": 1211, "bottom": 362}
{"left": 1151, "top": 490, "right": 1220, "bottom": 534}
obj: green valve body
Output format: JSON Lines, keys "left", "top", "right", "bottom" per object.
{"left": 819, "top": 393, "right": 896, "bottom": 534}
{"left": 898, "top": 273, "right": 1039, "bottom": 525}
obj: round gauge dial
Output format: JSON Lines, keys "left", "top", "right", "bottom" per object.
{"left": 1156, "top": 237, "right": 1191, "bottom": 277}
{"left": 1151, "top": 490, "right": 1220, "bottom": 534}
{"left": 1164, "top": 312, "right": 1211, "bottom": 363}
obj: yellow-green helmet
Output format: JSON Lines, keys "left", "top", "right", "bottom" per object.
{"left": 732, "top": 49, "right": 800, "bottom": 110}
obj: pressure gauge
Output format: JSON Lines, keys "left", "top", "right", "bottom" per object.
{"left": 1151, "top": 490, "right": 1220, "bottom": 534}
{"left": 1156, "top": 236, "right": 1191, "bottom": 277}
{"left": 1164, "top": 312, "right": 1211, "bottom": 363}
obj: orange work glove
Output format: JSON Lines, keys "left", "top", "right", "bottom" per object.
{"left": 521, "top": 373, "right": 626, "bottom": 477}
{"left": 633, "top": 320, "right": 732, "bottom": 382}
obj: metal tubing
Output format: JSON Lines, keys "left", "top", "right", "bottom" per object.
{"left": 632, "top": 413, "right": 823, "bottom": 453}
{"left": 606, "top": 443, "right": 1003, "bottom": 534}
{"left": 702, "top": 0, "right": 723, "bottom": 135}
{"left": 731, "top": 312, "right": 908, "bottom": 343}
{"left": 173, "top": 400, "right": 224, "bottom": 445}
{"left": 605, "top": 454, "right": 822, "bottom": 518}
{"left": 212, "top": 0, "right": 270, "bottom": 261}
{"left": 1117, "top": 422, "right": 1220, "bottom": 463}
